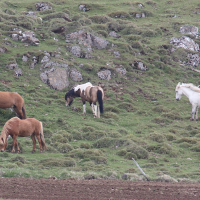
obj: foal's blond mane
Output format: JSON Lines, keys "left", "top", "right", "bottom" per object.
{"left": 180, "top": 83, "right": 200, "bottom": 93}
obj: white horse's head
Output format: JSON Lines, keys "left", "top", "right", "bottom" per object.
{"left": 175, "top": 82, "right": 183, "bottom": 100}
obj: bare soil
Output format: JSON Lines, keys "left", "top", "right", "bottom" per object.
{"left": 0, "top": 177, "right": 200, "bottom": 200}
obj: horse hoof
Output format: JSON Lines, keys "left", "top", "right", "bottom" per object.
{"left": 31, "top": 151, "right": 35, "bottom": 153}
{"left": 0, "top": 150, "right": 4, "bottom": 152}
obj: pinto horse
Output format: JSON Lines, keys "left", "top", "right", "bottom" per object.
{"left": 0, "top": 117, "right": 47, "bottom": 153}
{"left": 0, "top": 91, "right": 26, "bottom": 119}
{"left": 65, "top": 82, "right": 104, "bottom": 118}
{"left": 176, "top": 82, "right": 200, "bottom": 120}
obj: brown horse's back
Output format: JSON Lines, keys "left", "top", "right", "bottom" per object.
{"left": 0, "top": 92, "right": 15, "bottom": 108}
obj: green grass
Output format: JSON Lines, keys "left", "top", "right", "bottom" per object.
{"left": 0, "top": 0, "right": 200, "bottom": 182}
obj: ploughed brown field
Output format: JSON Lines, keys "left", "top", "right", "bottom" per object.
{"left": 0, "top": 177, "right": 200, "bottom": 200}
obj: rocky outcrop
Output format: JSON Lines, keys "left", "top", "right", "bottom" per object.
{"left": 0, "top": 47, "right": 7, "bottom": 53}
{"left": 180, "top": 26, "right": 198, "bottom": 38}
{"left": 70, "top": 69, "right": 83, "bottom": 82}
{"left": 67, "top": 46, "right": 93, "bottom": 59}
{"left": 97, "top": 70, "right": 111, "bottom": 80}
{"left": 116, "top": 67, "right": 126, "bottom": 75}
{"left": 12, "top": 29, "right": 39, "bottom": 46}
{"left": 135, "top": 13, "right": 146, "bottom": 18}
{"left": 170, "top": 36, "right": 199, "bottom": 51}
{"left": 6, "top": 63, "right": 23, "bottom": 76}
{"left": 66, "top": 30, "right": 110, "bottom": 50}
{"left": 47, "top": 68, "right": 69, "bottom": 90}
{"left": 109, "top": 31, "right": 121, "bottom": 38}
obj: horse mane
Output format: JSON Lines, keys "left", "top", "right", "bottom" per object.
{"left": 74, "top": 82, "right": 93, "bottom": 94}
{"left": 181, "top": 83, "right": 200, "bottom": 93}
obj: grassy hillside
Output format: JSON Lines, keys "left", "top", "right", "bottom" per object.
{"left": 0, "top": 0, "right": 200, "bottom": 182}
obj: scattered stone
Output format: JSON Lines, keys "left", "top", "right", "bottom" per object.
{"left": 26, "top": 11, "right": 37, "bottom": 17}
{"left": 21, "top": 31, "right": 39, "bottom": 46}
{"left": 109, "top": 31, "right": 121, "bottom": 38}
{"left": 29, "top": 56, "right": 38, "bottom": 69}
{"left": 113, "top": 51, "right": 120, "bottom": 58}
{"left": 67, "top": 45, "right": 93, "bottom": 59}
{"left": 131, "top": 61, "right": 148, "bottom": 71}
{"left": 180, "top": 26, "right": 199, "bottom": 38}
{"left": 14, "top": 68, "right": 23, "bottom": 76}
{"left": 22, "top": 55, "right": 28, "bottom": 62}
{"left": 135, "top": 13, "right": 146, "bottom": 18}
{"left": 116, "top": 67, "right": 126, "bottom": 75}
{"left": 41, "top": 55, "right": 50, "bottom": 63}
{"left": 36, "top": 2, "right": 52, "bottom": 11}
{"left": 187, "top": 54, "right": 200, "bottom": 67}
{"left": 97, "top": 70, "right": 111, "bottom": 80}
{"left": 6, "top": 63, "right": 18, "bottom": 70}
{"left": 0, "top": 47, "right": 7, "bottom": 53}
{"left": 79, "top": 5, "right": 90, "bottom": 12}
{"left": 70, "top": 69, "right": 83, "bottom": 82}
{"left": 170, "top": 36, "right": 199, "bottom": 51}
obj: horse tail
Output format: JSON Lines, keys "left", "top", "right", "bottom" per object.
{"left": 97, "top": 90, "right": 103, "bottom": 113}
{"left": 40, "top": 122, "right": 47, "bottom": 150}
{"left": 22, "top": 102, "right": 27, "bottom": 119}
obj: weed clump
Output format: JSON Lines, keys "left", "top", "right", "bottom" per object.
{"left": 57, "top": 143, "right": 73, "bottom": 153}
{"left": 149, "top": 133, "right": 166, "bottom": 143}
{"left": 103, "top": 112, "right": 119, "bottom": 120}
{"left": 80, "top": 143, "right": 91, "bottom": 149}
{"left": 10, "top": 156, "right": 26, "bottom": 164}
{"left": 118, "top": 102, "right": 136, "bottom": 112}
{"left": 39, "top": 158, "right": 76, "bottom": 167}
{"left": 51, "top": 134, "right": 68, "bottom": 143}
{"left": 83, "top": 131, "right": 106, "bottom": 141}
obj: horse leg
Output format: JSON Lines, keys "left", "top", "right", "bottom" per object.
{"left": 11, "top": 135, "right": 17, "bottom": 153}
{"left": 82, "top": 101, "right": 86, "bottom": 115}
{"left": 31, "top": 134, "right": 36, "bottom": 153}
{"left": 191, "top": 105, "right": 197, "bottom": 121}
{"left": 35, "top": 134, "right": 43, "bottom": 153}
{"left": 195, "top": 106, "right": 199, "bottom": 121}
{"left": 93, "top": 104, "right": 97, "bottom": 118}
{"left": 90, "top": 103, "right": 95, "bottom": 115}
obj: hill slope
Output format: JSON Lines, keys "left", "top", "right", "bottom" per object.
{"left": 0, "top": 0, "right": 200, "bottom": 182}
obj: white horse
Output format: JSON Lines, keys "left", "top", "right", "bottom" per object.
{"left": 175, "top": 82, "right": 200, "bottom": 120}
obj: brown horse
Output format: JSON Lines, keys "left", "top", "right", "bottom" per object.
{"left": 0, "top": 117, "right": 46, "bottom": 153}
{"left": 65, "top": 82, "right": 104, "bottom": 118}
{"left": 0, "top": 91, "right": 26, "bottom": 119}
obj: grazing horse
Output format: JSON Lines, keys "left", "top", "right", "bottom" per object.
{"left": 176, "top": 82, "right": 200, "bottom": 120}
{"left": 0, "top": 91, "right": 26, "bottom": 119}
{"left": 0, "top": 117, "right": 47, "bottom": 153}
{"left": 65, "top": 82, "right": 104, "bottom": 118}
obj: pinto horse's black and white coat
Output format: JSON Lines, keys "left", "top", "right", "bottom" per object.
{"left": 65, "top": 82, "right": 104, "bottom": 118}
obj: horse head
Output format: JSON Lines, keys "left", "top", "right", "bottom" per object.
{"left": 175, "top": 82, "right": 183, "bottom": 101}
{"left": 0, "top": 134, "right": 6, "bottom": 152}
{"left": 65, "top": 89, "right": 75, "bottom": 107}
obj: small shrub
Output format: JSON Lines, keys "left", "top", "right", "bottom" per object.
{"left": 127, "top": 143, "right": 149, "bottom": 159}
{"left": 108, "top": 11, "right": 130, "bottom": 19}
{"left": 44, "top": 129, "right": 53, "bottom": 138}
{"left": 103, "top": 112, "right": 119, "bottom": 120}
{"left": 10, "top": 156, "right": 26, "bottom": 164}
{"left": 179, "top": 142, "right": 192, "bottom": 148}
{"left": 89, "top": 15, "right": 111, "bottom": 24}
{"left": 80, "top": 143, "right": 91, "bottom": 149}
{"left": 57, "top": 143, "right": 73, "bottom": 153}
{"left": 190, "top": 143, "right": 200, "bottom": 152}
{"left": 0, "top": 152, "right": 9, "bottom": 157}
{"left": 71, "top": 130, "right": 83, "bottom": 140}
{"left": 116, "top": 149, "right": 127, "bottom": 156}
{"left": 152, "top": 105, "right": 169, "bottom": 113}
{"left": 39, "top": 158, "right": 76, "bottom": 167}
{"left": 83, "top": 131, "right": 106, "bottom": 141}
{"left": 91, "top": 156, "right": 107, "bottom": 164}
{"left": 51, "top": 134, "right": 68, "bottom": 143}
{"left": 158, "top": 143, "right": 172, "bottom": 154}
{"left": 82, "top": 126, "right": 95, "bottom": 133}
{"left": 149, "top": 133, "right": 166, "bottom": 143}
{"left": 104, "top": 106, "right": 120, "bottom": 113}
{"left": 165, "top": 133, "right": 177, "bottom": 141}
{"left": 176, "top": 138, "right": 197, "bottom": 144}
{"left": 125, "top": 152, "right": 137, "bottom": 160}
{"left": 118, "top": 103, "right": 136, "bottom": 112}
{"left": 109, "top": 132, "right": 121, "bottom": 138}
